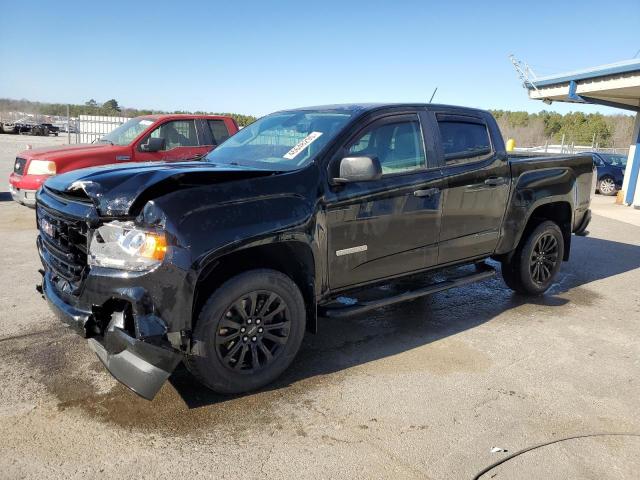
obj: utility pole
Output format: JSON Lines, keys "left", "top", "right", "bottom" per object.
{"left": 67, "top": 105, "right": 71, "bottom": 145}
{"left": 509, "top": 54, "right": 541, "bottom": 93}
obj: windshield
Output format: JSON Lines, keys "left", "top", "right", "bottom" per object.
{"left": 205, "top": 110, "right": 353, "bottom": 170}
{"left": 98, "top": 118, "right": 154, "bottom": 146}
{"left": 602, "top": 154, "right": 627, "bottom": 167}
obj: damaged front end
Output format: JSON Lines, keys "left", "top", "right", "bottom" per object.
{"left": 41, "top": 274, "right": 182, "bottom": 399}
{"left": 36, "top": 186, "right": 187, "bottom": 400}
{"left": 88, "top": 301, "right": 183, "bottom": 400}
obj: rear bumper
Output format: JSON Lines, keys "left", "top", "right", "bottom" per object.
{"left": 41, "top": 272, "right": 182, "bottom": 400}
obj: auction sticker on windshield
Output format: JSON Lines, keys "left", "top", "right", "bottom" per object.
{"left": 283, "top": 132, "right": 323, "bottom": 159}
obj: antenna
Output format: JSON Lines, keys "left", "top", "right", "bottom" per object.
{"left": 429, "top": 87, "right": 438, "bottom": 103}
{"left": 509, "top": 54, "right": 541, "bottom": 93}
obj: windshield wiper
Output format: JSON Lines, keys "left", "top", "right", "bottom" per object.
{"left": 98, "top": 138, "right": 114, "bottom": 145}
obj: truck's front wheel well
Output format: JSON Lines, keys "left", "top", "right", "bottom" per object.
{"left": 522, "top": 202, "right": 572, "bottom": 261}
{"left": 193, "top": 242, "right": 316, "bottom": 333}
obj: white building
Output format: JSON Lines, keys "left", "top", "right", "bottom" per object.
{"left": 524, "top": 59, "right": 640, "bottom": 208}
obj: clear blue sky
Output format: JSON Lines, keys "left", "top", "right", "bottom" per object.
{"left": 1, "top": 0, "right": 638, "bottom": 117}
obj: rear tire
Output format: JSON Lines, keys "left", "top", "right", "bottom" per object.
{"left": 501, "top": 221, "right": 564, "bottom": 295}
{"left": 185, "top": 269, "right": 306, "bottom": 394}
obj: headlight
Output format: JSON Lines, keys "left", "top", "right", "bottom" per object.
{"left": 89, "top": 221, "right": 167, "bottom": 271}
{"left": 27, "top": 160, "right": 56, "bottom": 175}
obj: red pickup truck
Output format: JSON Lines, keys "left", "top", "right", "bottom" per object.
{"left": 9, "top": 114, "right": 239, "bottom": 206}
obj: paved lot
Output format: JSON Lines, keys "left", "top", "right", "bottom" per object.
{"left": 0, "top": 134, "right": 639, "bottom": 479}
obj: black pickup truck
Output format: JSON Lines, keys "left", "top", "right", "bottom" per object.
{"left": 35, "top": 103, "right": 594, "bottom": 399}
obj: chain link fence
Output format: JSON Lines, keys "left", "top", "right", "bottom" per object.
{"left": 513, "top": 136, "right": 630, "bottom": 155}
{"left": 1, "top": 107, "right": 129, "bottom": 144}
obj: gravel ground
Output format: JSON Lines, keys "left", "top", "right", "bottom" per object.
{"left": 0, "top": 133, "right": 639, "bottom": 479}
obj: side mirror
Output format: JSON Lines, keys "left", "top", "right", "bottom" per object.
{"left": 334, "top": 156, "right": 382, "bottom": 183}
{"left": 140, "top": 137, "right": 165, "bottom": 152}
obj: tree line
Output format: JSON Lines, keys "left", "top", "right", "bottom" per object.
{"left": 0, "top": 97, "right": 635, "bottom": 144}
{"left": 0, "top": 98, "right": 258, "bottom": 127}
{"left": 491, "top": 110, "right": 635, "bottom": 148}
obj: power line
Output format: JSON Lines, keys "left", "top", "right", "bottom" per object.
{"left": 472, "top": 432, "right": 640, "bottom": 480}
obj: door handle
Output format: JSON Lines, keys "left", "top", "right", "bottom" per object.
{"left": 413, "top": 188, "right": 440, "bottom": 198}
{"left": 484, "top": 177, "right": 506, "bottom": 186}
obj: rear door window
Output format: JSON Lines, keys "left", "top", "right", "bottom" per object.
{"left": 207, "top": 119, "right": 231, "bottom": 145}
{"left": 437, "top": 120, "right": 492, "bottom": 164}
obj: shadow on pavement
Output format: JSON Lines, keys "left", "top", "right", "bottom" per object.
{"left": 170, "top": 233, "right": 640, "bottom": 409}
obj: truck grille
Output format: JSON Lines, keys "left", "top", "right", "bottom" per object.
{"left": 37, "top": 204, "right": 89, "bottom": 295}
{"left": 14, "top": 157, "right": 26, "bottom": 175}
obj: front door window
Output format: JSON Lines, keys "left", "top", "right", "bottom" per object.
{"left": 145, "top": 120, "right": 199, "bottom": 151}
{"left": 348, "top": 120, "right": 426, "bottom": 174}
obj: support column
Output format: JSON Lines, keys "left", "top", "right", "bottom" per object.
{"left": 622, "top": 113, "right": 640, "bottom": 205}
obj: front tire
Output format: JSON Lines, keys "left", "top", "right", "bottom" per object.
{"left": 501, "top": 221, "right": 564, "bottom": 295}
{"left": 185, "top": 269, "right": 306, "bottom": 394}
{"left": 598, "top": 176, "right": 617, "bottom": 196}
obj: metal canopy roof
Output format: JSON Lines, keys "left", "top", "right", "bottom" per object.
{"left": 526, "top": 59, "right": 640, "bottom": 111}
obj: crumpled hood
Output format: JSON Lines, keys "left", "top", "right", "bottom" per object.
{"left": 19, "top": 143, "right": 113, "bottom": 161}
{"left": 43, "top": 161, "right": 276, "bottom": 216}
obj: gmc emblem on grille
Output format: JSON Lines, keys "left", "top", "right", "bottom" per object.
{"left": 40, "top": 218, "right": 55, "bottom": 238}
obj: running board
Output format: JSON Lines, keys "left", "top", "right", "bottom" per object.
{"left": 319, "top": 265, "right": 496, "bottom": 319}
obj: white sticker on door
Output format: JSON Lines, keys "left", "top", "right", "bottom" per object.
{"left": 283, "top": 132, "right": 323, "bottom": 160}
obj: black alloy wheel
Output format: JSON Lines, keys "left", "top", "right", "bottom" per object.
{"left": 529, "top": 233, "right": 559, "bottom": 285}
{"left": 501, "top": 220, "right": 564, "bottom": 295}
{"left": 185, "top": 269, "right": 306, "bottom": 394}
{"left": 216, "top": 291, "right": 290, "bottom": 373}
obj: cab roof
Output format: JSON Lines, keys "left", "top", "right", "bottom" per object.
{"left": 283, "top": 103, "right": 491, "bottom": 116}
{"left": 136, "top": 113, "right": 234, "bottom": 121}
